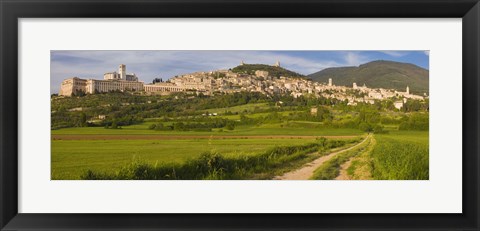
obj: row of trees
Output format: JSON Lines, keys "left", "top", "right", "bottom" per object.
{"left": 148, "top": 119, "right": 236, "bottom": 132}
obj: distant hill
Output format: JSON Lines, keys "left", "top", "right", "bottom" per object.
{"left": 231, "top": 64, "right": 305, "bottom": 78}
{"left": 308, "top": 60, "right": 429, "bottom": 94}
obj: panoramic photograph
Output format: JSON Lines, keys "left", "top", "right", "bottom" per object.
{"left": 50, "top": 50, "right": 429, "bottom": 180}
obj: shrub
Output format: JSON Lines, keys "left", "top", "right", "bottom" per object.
{"left": 373, "top": 124, "right": 387, "bottom": 134}
{"left": 358, "top": 122, "right": 373, "bottom": 132}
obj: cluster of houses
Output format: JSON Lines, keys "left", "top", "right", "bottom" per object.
{"left": 158, "top": 67, "right": 426, "bottom": 110}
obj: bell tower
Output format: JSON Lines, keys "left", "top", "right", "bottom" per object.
{"left": 118, "top": 64, "right": 126, "bottom": 80}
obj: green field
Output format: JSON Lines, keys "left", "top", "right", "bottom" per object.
{"left": 51, "top": 91, "right": 429, "bottom": 180}
{"left": 51, "top": 102, "right": 365, "bottom": 180}
{"left": 370, "top": 131, "right": 429, "bottom": 180}
{"left": 52, "top": 138, "right": 329, "bottom": 179}
{"left": 51, "top": 120, "right": 428, "bottom": 180}
{"left": 200, "top": 102, "right": 270, "bottom": 114}
{"left": 51, "top": 123, "right": 362, "bottom": 136}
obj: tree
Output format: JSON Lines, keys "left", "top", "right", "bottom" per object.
{"left": 79, "top": 112, "right": 87, "bottom": 127}
{"left": 111, "top": 120, "right": 118, "bottom": 129}
{"left": 399, "top": 113, "right": 429, "bottom": 131}
{"left": 155, "top": 123, "right": 167, "bottom": 130}
{"left": 225, "top": 121, "right": 235, "bottom": 130}
{"left": 358, "top": 122, "right": 373, "bottom": 132}
{"left": 373, "top": 124, "right": 387, "bottom": 134}
{"left": 152, "top": 78, "right": 163, "bottom": 84}
{"left": 174, "top": 122, "right": 186, "bottom": 131}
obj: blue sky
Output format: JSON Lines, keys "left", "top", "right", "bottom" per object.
{"left": 51, "top": 50, "right": 429, "bottom": 94}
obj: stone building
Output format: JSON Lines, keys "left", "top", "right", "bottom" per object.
{"left": 59, "top": 64, "right": 143, "bottom": 96}
{"left": 255, "top": 70, "right": 269, "bottom": 78}
{"left": 103, "top": 64, "right": 138, "bottom": 81}
{"left": 59, "top": 77, "right": 87, "bottom": 96}
{"left": 144, "top": 83, "right": 185, "bottom": 93}
{"left": 394, "top": 101, "right": 404, "bottom": 110}
{"left": 85, "top": 79, "right": 143, "bottom": 94}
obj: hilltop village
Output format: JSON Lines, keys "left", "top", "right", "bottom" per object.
{"left": 58, "top": 62, "right": 427, "bottom": 109}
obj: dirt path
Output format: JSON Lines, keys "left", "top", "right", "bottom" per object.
{"left": 273, "top": 135, "right": 371, "bottom": 180}
{"left": 336, "top": 137, "right": 376, "bottom": 180}
{"left": 51, "top": 134, "right": 358, "bottom": 140}
{"left": 335, "top": 159, "right": 353, "bottom": 180}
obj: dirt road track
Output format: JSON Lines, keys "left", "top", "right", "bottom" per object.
{"left": 273, "top": 135, "right": 371, "bottom": 180}
{"left": 335, "top": 159, "right": 353, "bottom": 180}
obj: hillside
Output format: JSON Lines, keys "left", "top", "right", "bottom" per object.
{"left": 308, "top": 60, "right": 429, "bottom": 94}
{"left": 231, "top": 64, "right": 305, "bottom": 78}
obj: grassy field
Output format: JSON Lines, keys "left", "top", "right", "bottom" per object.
{"left": 78, "top": 138, "right": 361, "bottom": 180}
{"left": 51, "top": 122, "right": 429, "bottom": 180}
{"left": 369, "top": 131, "right": 429, "bottom": 180}
{"left": 52, "top": 138, "right": 327, "bottom": 179}
{"left": 51, "top": 94, "right": 428, "bottom": 181}
{"left": 52, "top": 108, "right": 365, "bottom": 180}
{"left": 200, "top": 102, "right": 270, "bottom": 114}
{"left": 51, "top": 123, "right": 363, "bottom": 136}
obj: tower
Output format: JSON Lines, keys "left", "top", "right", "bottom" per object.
{"left": 353, "top": 82, "right": 357, "bottom": 89}
{"left": 118, "top": 64, "right": 126, "bottom": 80}
{"left": 406, "top": 86, "right": 410, "bottom": 95}
{"left": 274, "top": 61, "right": 280, "bottom": 67}
{"left": 328, "top": 78, "right": 332, "bottom": 87}
{"left": 241, "top": 61, "right": 245, "bottom": 65}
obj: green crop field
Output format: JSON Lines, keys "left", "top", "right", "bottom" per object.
{"left": 50, "top": 112, "right": 427, "bottom": 180}
{"left": 75, "top": 137, "right": 361, "bottom": 180}
{"left": 370, "top": 131, "right": 429, "bottom": 180}
{"left": 51, "top": 123, "right": 363, "bottom": 136}
{"left": 52, "top": 138, "right": 327, "bottom": 180}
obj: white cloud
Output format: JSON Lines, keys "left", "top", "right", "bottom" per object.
{"left": 343, "top": 52, "right": 368, "bottom": 66}
{"left": 379, "top": 51, "right": 410, "bottom": 57}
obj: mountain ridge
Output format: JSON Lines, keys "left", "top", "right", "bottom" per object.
{"left": 308, "top": 60, "right": 429, "bottom": 94}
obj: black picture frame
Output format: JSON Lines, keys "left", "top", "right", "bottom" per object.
{"left": 1, "top": 0, "right": 479, "bottom": 230}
